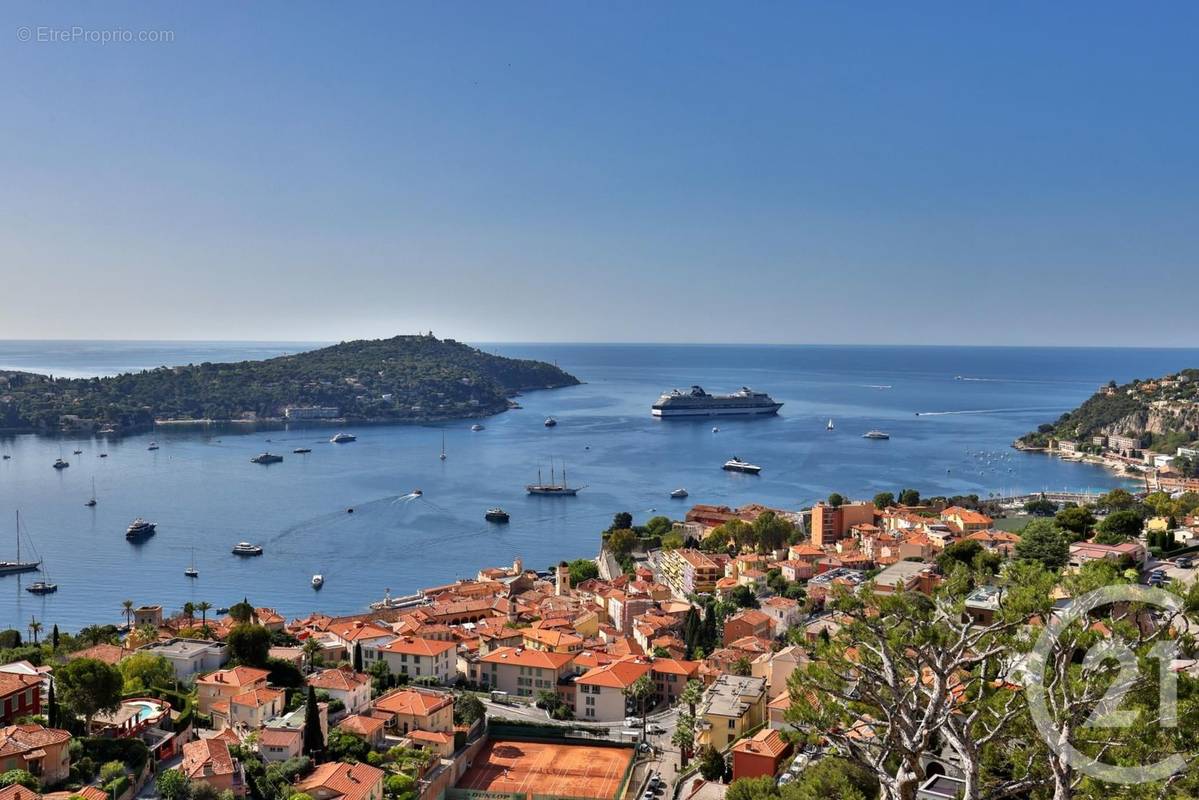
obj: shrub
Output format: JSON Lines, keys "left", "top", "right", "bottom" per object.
{"left": 99, "top": 761, "right": 127, "bottom": 784}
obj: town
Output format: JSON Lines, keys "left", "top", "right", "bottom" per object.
{"left": 2, "top": 486, "right": 1197, "bottom": 800}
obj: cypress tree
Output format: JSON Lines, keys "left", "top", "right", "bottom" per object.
{"left": 303, "top": 685, "right": 324, "bottom": 758}
{"left": 51, "top": 624, "right": 59, "bottom": 652}
{"left": 353, "top": 642, "right": 363, "bottom": 672}
{"left": 700, "top": 608, "right": 718, "bottom": 650}
{"left": 47, "top": 680, "right": 57, "bottom": 728}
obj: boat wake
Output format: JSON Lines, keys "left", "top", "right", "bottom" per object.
{"left": 915, "top": 406, "right": 1068, "bottom": 417}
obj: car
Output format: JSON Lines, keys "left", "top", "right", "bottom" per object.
{"left": 625, "top": 716, "right": 641, "bottom": 728}
{"left": 646, "top": 724, "right": 667, "bottom": 735}
{"left": 648, "top": 774, "right": 662, "bottom": 788}
{"left": 777, "top": 774, "right": 795, "bottom": 786}
{"left": 1176, "top": 557, "right": 1192, "bottom": 569}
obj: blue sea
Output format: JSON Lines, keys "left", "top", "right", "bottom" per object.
{"left": 1, "top": 340, "right": 1195, "bottom": 633}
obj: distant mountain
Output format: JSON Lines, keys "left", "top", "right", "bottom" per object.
{"left": 1019, "top": 369, "right": 1199, "bottom": 453}
{"left": 0, "top": 335, "right": 579, "bottom": 432}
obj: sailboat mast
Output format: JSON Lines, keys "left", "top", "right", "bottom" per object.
{"left": 15, "top": 511, "right": 18, "bottom": 563}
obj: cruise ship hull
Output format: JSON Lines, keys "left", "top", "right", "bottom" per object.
{"left": 652, "top": 403, "right": 782, "bottom": 417}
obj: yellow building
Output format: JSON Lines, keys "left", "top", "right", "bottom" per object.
{"left": 698, "top": 674, "right": 767, "bottom": 751}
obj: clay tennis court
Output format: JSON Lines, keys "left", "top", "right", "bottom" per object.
{"left": 455, "top": 739, "right": 635, "bottom": 800}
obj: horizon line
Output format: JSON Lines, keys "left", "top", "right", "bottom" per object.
{"left": 0, "top": 337, "right": 1197, "bottom": 352}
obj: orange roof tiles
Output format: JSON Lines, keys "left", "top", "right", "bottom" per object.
{"left": 0, "top": 725, "right": 70, "bottom": 759}
{"left": 295, "top": 762, "right": 385, "bottom": 800}
{"left": 372, "top": 688, "right": 453, "bottom": 717}
{"left": 337, "top": 714, "right": 387, "bottom": 738}
{"left": 479, "top": 646, "right": 574, "bottom": 670}
{"left": 731, "top": 728, "right": 789, "bottom": 758}
{"left": 181, "top": 737, "right": 237, "bottom": 780}
{"left": 379, "top": 636, "right": 456, "bottom": 657}
{"left": 196, "top": 666, "right": 269, "bottom": 687}
{"left": 308, "top": 667, "right": 371, "bottom": 692}
{"left": 576, "top": 658, "right": 652, "bottom": 689}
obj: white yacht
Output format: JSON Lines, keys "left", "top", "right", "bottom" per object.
{"left": 471, "top": 424, "right": 484, "bottom": 431}
{"left": 862, "top": 430, "right": 891, "bottom": 440}
{"left": 826, "top": 419, "right": 835, "bottom": 431}
{"left": 722, "top": 457, "right": 762, "bottom": 474}
{"left": 312, "top": 574, "right": 324, "bottom": 589}
{"left": 232, "top": 542, "right": 264, "bottom": 556}
{"left": 126, "top": 518, "right": 157, "bottom": 539}
{"left": 670, "top": 488, "right": 689, "bottom": 499}
{"left": 330, "top": 433, "right": 356, "bottom": 444}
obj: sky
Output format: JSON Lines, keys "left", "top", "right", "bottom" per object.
{"left": 1, "top": 3, "right": 1197, "bottom": 346}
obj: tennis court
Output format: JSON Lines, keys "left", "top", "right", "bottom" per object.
{"left": 455, "top": 738, "right": 635, "bottom": 800}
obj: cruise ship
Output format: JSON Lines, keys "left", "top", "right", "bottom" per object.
{"left": 651, "top": 386, "right": 782, "bottom": 417}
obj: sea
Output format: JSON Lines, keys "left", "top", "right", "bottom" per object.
{"left": 1, "top": 340, "right": 1196, "bottom": 633}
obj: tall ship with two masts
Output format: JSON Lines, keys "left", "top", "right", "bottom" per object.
{"left": 651, "top": 386, "right": 782, "bottom": 417}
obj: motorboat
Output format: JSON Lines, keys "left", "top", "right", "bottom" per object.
{"left": 862, "top": 430, "right": 891, "bottom": 440}
{"left": 52, "top": 458, "right": 69, "bottom": 470}
{"left": 99, "top": 453, "right": 108, "bottom": 458}
{"left": 826, "top": 419, "right": 835, "bottom": 431}
{"left": 330, "top": 433, "right": 356, "bottom": 443}
{"left": 544, "top": 417, "right": 557, "bottom": 427}
{"left": 293, "top": 447, "right": 312, "bottom": 454}
{"left": 471, "top": 424, "right": 484, "bottom": 431}
{"left": 232, "top": 542, "right": 264, "bottom": 556}
{"left": 485, "top": 508, "right": 510, "bottom": 523}
{"left": 147, "top": 442, "right": 159, "bottom": 451}
{"left": 251, "top": 452, "right": 283, "bottom": 464}
{"left": 312, "top": 574, "right": 324, "bottom": 589}
{"left": 670, "top": 488, "right": 689, "bottom": 499}
{"left": 126, "top": 518, "right": 157, "bottom": 539}
{"left": 712, "top": 427, "right": 719, "bottom": 433}
{"left": 722, "top": 457, "right": 762, "bottom": 474}
{"left": 72, "top": 449, "right": 82, "bottom": 455}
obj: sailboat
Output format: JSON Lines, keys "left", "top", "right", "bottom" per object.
{"left": 439, "top": 432, "right": 447, "bottom": 461}
{"left": 826, "top": 419, "right": 835, "bottom": 431}
{"left": 0, "top": 512, "right": 41, "bottom": 575}
{"left": 185, "top": 548, "right": 199, "bottom": 578}
{"left": 526, "top": 459, "right": 584, "bottom": 495}
{"left": 26, "top": 562, "right": 57, "bottom": 594}
{"left": 85, "top": 478, "right": 97, "bottom": 507}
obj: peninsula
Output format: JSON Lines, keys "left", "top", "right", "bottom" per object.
{"left": 0, "top": 334, "right": 579, "bottom": 433}
{"left": 1018, "top": 369, "right": 1199, "bottom": 488}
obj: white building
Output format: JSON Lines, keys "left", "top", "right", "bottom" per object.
{"left": 141, "top": 638, "right": 229, "bottom": 681}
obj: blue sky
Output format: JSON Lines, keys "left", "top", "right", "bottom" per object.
{"left": 2, "top": 3, "right": 1197, "bottom": 345}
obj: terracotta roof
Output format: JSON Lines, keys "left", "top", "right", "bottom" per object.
{"left": 0, "top": 725, "right": 70, "bottom": 759}
{"left": 231, "top": 687, "right": 284, "bottom": 709}
{"left": 521, "top": 628, "right": 582, "bottom": 648}
{"left": 650, "top": 658, "right": 700, "bottom": 677}
{"left": 308, "top": 667, "right": 371, "bottom": 692}
{"left": 379, "top": 636, "right": 456, "bottom": 657}
{"left": 407, "top": 729, "right": 453, "bottom": 744}
{"left": 182, "top": 737, "right": 237, "bottom": 780}
{"left": 258, "top": 728, "right": 301, "bottom": 748}
{"left": 67, "top": 643, "right": 126, "bottom": 666}
{"left": 727, "top": 609, "right": 771, "bottom": 628}
{"left": 196, "top": 666, "right": 270, "bottom": 687}
{"left": 372, "top": 688, "right": 452, "bottom": 717}
{"left": 0, "top": 673, "right": 41, "bottom": 699}
{"left": 576, "top": 658, "right": 652, "bottom": 689}
{"left": 327, "top": 621, "right": 395, "bottom": 643}
{"left": 479, "top": 646, "right": 574, "bottom": 670}
{"left": 337, "top": 714, "right": 387, "bottom": 737}
{"left": 294, "top": 761, "right": 384, "bottom": 800}
{"left": 731, "top": 728, "right": 789, "bottom": 758}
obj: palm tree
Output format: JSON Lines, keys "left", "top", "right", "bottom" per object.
{"left": 679, "top": 679, "right": 704, "bottom": 720}
{"left": 197, "top": 601, "right": 212, "bottom": 629}
{"left": 121, "top": 599, "right": 134, "bottom": 628}
{"left": 302, "top": 638, "right": 322, "bottom": 673}
{"left": 135, "top": 623, "right": 158, "bottom": 647}
{"left": 624, "top": 674, "right": 654, "bottom": 741}
{"left": 28, "top": 618, "right": 42, "bottom": 646}
{"left": 182, "top": 602, "right": 195, "bottom": 627}
{"left": 672, "top": 718, "right": 696, "bottom": 767}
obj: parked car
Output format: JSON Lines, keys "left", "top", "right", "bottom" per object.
{"left": 625, "top": 716, "right": 641, "bottom": 728}
{"left": 1176, "top": 557, "right": 1192, "bottom": 569}
{"left": 646, "top": 724, "right": 667, "bottom": 735}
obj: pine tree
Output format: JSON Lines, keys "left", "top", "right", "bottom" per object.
{"left": 303, "top": 685, "right": 324, "bottom": 758}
